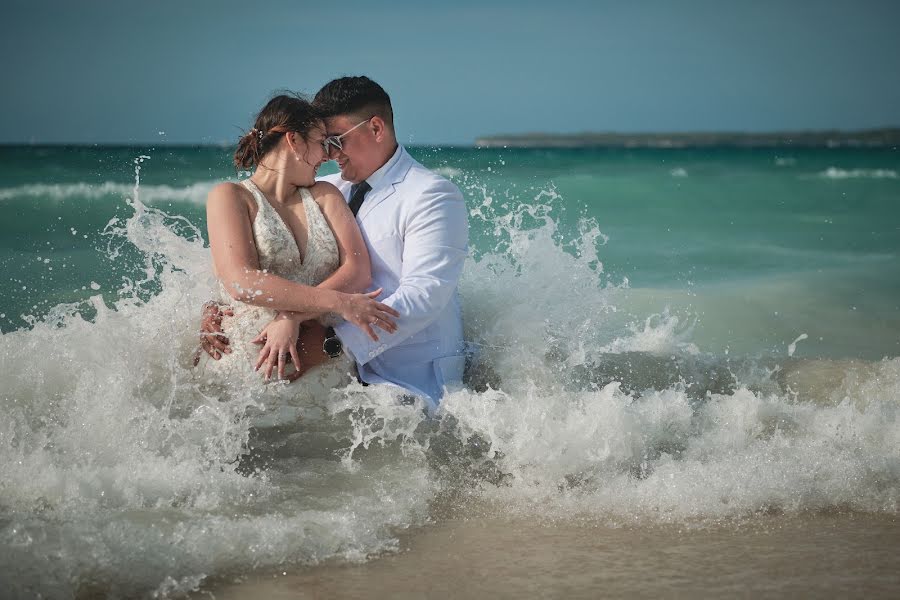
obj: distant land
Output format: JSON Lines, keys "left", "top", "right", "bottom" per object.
{"left": 474, "top": 128, "right": 900, "bottom": 149}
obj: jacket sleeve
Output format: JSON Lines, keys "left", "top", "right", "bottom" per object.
{"left": 334, "top": 179, "right": 468, "bottom": 364}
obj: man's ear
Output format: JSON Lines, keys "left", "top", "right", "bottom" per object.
{"left": 370, "top": 116, "right": 387, "bottom": 142}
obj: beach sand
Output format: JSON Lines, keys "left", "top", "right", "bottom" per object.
{"left": 197, "top": 511, "right": 900, "bottom": 599}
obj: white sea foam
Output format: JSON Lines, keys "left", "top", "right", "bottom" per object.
{"left": 442, "top": 357, "right": 900, "bottom": 522}
{"left": 2, "top": 165, "right": 898, "bottom": 597}
{"left": 596, "top": 309, "right": 699, "bottom": 356}
{"left": 818, "top": 167, "right": 898, "bottom": 179}
{"left": 0, "top": 180, "right": 218, "bottom": 203}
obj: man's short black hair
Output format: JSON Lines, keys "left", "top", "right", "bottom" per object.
{"left": 314, "top": 76, "right": 394, "bottom": 128}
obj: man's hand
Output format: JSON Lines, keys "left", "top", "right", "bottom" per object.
{"left": 279, "top": 322, "right": 332, "bottom": 382}
{"left": 336, "top": 289, "right": 400, "bottom": 341}
{"left": 194, "top": 302, "right": 233, "bottom": 365}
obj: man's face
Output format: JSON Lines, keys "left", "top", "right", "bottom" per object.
{"left": 324, "top": 115, "right": 381, "bottom": 184}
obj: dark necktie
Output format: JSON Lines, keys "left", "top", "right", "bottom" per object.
{"left": 348, "top": 181, "right": 371, "bottom": 216}
{"left": 345, "top": 180, "right": 372, "bottom": 388}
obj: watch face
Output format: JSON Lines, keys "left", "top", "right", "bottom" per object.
{"left": 323, "top": 336, "right": 342, "bottom": 357}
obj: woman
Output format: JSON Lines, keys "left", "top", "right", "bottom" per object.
{"left": 200, "top": 94, "right": 397, "bottom": 387}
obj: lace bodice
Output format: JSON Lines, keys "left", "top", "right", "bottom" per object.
{"left": 218, "top": 180, "right": 340, "bottom": 300}
{"left": 200, "top": 179, "right": 348, "bottom": 395}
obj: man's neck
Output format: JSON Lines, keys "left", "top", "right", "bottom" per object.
{"left": 361, "top": 141, "right": 399, "bottom": 181}
{"left": 361, "top": 143, "right": 402, "bottom": 188}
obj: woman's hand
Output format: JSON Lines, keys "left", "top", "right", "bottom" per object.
{"left": 337, "top": 288, "right": 400, "bottom": 341}
{"left": 252, "top": 317, "right": 302, "bottom": 381}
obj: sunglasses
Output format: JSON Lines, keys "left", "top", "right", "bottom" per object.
{"left": 322, "top": 117, "right": 372, "bottom": 154}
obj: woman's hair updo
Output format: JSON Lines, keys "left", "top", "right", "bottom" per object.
{"left": 233, "top": 93, "right": 321, "bottom": 170}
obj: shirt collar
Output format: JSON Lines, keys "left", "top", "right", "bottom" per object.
{"left": 363, "top": 144, "right": 403, "bottom": 190}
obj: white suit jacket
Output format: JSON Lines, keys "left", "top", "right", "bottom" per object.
{"left": 320, "top": 146, "right": 468, "bottom": 410}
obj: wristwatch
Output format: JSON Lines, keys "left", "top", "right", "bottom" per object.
{"left": 323, "top": 327, "right": 343, "bottom": 358}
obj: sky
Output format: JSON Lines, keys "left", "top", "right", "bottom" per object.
{"left": 2, "top": 0, "right": 900, "bottom": 145}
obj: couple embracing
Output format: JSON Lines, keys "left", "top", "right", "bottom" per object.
{"left": 197, "top": 76, "right": 468, "bottom": 412}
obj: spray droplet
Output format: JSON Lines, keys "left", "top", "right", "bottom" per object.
{"left": 787, "top": 333, "right": 808, "bottom": 357}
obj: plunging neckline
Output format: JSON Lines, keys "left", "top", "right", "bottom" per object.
{"left": 245, "top": 179, "right": 311, "bottom": 264}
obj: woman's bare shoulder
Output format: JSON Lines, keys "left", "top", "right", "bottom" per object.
{"left": 207, "top": 181, "right": 255, "bottom": 211}
{"left": 308, "top": 181, "right": 348, "bottom": 212}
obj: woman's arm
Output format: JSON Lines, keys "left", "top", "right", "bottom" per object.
{"left": 310, "top": 181, "right": 373, "bottom": 294}
{"left": 206, "top": 183, "right": 397, "bottom": 339}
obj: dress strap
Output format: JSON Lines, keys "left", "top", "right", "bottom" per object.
{"left": 241, "top": 179, "right": 270, "bottom": 219}
{"left": 297, "top": 187, "right": 340, "bottom": 269}
{"left": 299, "top": 187, "right": 327, "bottom": 239}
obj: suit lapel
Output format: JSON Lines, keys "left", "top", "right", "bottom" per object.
{"left": 356, "top": 148, "right": 413, "bottom": 222}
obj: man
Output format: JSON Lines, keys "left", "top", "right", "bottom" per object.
{"left": 201, "top": 76, "right": 468, "bottom": 410}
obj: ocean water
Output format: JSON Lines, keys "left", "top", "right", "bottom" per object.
{"left": 0, "top": 145, "right": 899, "bottom": 597}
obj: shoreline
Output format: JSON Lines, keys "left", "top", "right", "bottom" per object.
{"left": 196, "top": 511, "right": 900, "bottom": 599}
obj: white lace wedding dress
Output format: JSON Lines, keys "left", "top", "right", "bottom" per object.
{"left": 196, "top": 180, "right": 354, "bottom": 420}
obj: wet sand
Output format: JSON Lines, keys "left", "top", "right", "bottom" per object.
{"left": 197, "top": 512, "right": 900, "bottom": 599}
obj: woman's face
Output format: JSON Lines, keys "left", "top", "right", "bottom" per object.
{"left": 291, "top": 123, "right": 327, "bottom": 185}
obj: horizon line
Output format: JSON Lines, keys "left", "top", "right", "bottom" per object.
{"left": 2, "top": 126, "right": 900, "bottom": 149}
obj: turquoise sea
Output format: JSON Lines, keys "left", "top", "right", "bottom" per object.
{"left": 2, "top": 145, "right": 899, "bottom": 357}
{"left": 1, "top": 145, "right": 899, "bottom": 597}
